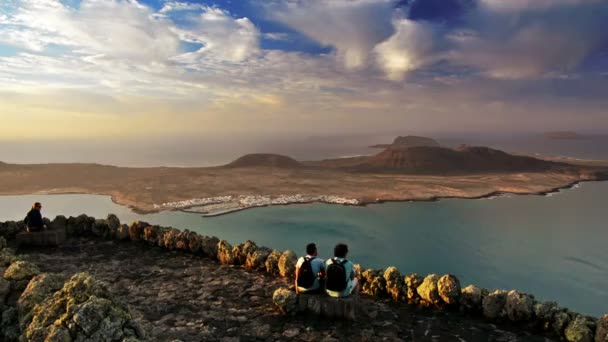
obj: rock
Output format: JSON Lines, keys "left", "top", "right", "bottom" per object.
{"left": 437, "top": 274, "right": 461, "bottom": 305}
{"left": 115, "top": 224, "right": 129, "bottom": 240}
{"left": 143, "top": 225, "right": 160, "bottom": 245}
{"left": 17, "top": 273, "right": 66, "bottom": 328}
{"left": 554, "top": 310, "right": 573, "bottom": 336}
{"left": 460, "top": 285, "right": 486, "bottom": 313}
{"left": 362, "top": 269, "right": 387, "bottom": 297}
{"left": 67, "top": 214, "right": 93, "bottom": 237}
{"left": 0, "top": 248, "right": 17, "bottom": 266}
{"left": 272, "top": 288, "right": 297, "bottom": 314}
{"left": 233, "top": 240, "right": 258, "bottom": 265}
{"left": 265, "top": 250, "right": 282, "bottom": 276}
{"left": 92, "top": 219, "right": 109, "bottom": 237}
{"left": 187, "top": 233, "right": 203, "bottom": 254}
{"left": 217, "top": 240, "right": 235, "bottom": 265}
{"left": 175, "top": 230, "right": 193, "bottom": 251}
{"left": 565, "top": 315, "right": 594, "bottom": 342}
{"left": 128, "top": 221, "right": 149, "bottom": 242}
{"left": 417, "top": 274, "right": 442, "bottom": 306}
{"left": 0, "top": 221, "right": 22, "bottom": 240}
{"left": 4, "top": 261, "right": 40, "bottom": 281}
{"left": 106, "top": 214, "right": 121, "bottom": 239}
{"left": 596, "top": 314, "right": 608, "bottom": 342}
{"left": 278, "top": 250, "right": 297, "bottom": 279}
{"left": 0, "top": 237, "right": 6, "bottom": 250}
{"left": 22, "top": 272, "right": 142, "bottom": 341}
{"left": 1, "top": 307, "right": 19, "bottom": 341}
{"left": 0, "top": 278, "right": 9, "bottom": 303}
{"left": 405, "top": 273, "right": 423, "bottom": 304}
{"left": 16, "top": 230, "right": 67, "bottom": 248}
{"left": 383, "top": 267, "right": 405, "bottom": 301}
{"left": 163, "top": 228, "right": 180, "bottom": 250}
{"left": 201, "top": 236, "right": 220, "bottom": 258}
{"left": 534, "top": 301, "right": 558, "bottom": 323}
{"left": 245, "top": 247, "right": 271, "bottom": 271}
{"left": 50, "top": 215, "right": 68, "bottom": 233}
{"left": 482, "top": 290, "right": 508, "bottom": 320}
{"left": 505, "top": 290, "right": 534, "bottom": 322}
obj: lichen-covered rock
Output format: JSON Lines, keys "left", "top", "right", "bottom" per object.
{"left": 162, "top": 228, "right": 180, "bottom": 250}
{"left": 50, "top": 215, "right": 68, "bottom": 233}
{"left": 128, "top": 221, "right": 148, "bottom": 242}
{"left": 534, "top": 301, "right": 558, "bottom": 324}
{"left": 438, "top": 274, "right": 461, "bottom": 305}
{"left": 565, "top": 315, "right": 594, "bottom": 342}
{"left": 383, "top": 267, "right": 405, "bottom": 301}
{"left": 405, "top": 273, "right": 423, "bottom": 304}
{"left": 201, "top": 236, "right": 220, "bottom": 258}
{"left": 1, "top": 307, "right": 19, "bottom": 341}
{"left": 417, "top": 274, "right": 442, "bottom": 306}
{"left": 17, "top": 273, "right": 66, "bottom": 328}
{"left": 187, "top": 233, "right": 203, "bottom": 254}
{"left": 92, "top": 219, "right": 109, "bottom": 237}
{"left": 460, "top": 285, "right": 487, "bottom": 312}
{"left": 23, "top": 272, "right": 142, "bottom": 341}
{"left": 554, "top": 310, "right": 573, "bottom": 336}
{"left": 115, "top": 224, "right": 129, "bottom": 240}
{"left": 245, "top": 247, "right": 271, "bottom": 270}
{"left": 362, "top": 269, "right": 387, "bottom": 297}
{"left": 217, "top": 240, "right": 235, "bottom": 265}
{"left": 272, "top": 288, "right": 297, "bottom": 314}
{"left": 143, "top": 225, "right": 160, "bottom": 245}
{"left": 596, "top": 314, "right": 608, "bottom": 342}
{"left": 0, "top": 248, "right": 18, "bottom": 266}
{"left": 175, "top": 230, "right": 193, "bottom": 251}
{"left": 265, "top": 250, "right": 282, "bottom": 275}
{"left": 278, "top": 250, "right": 297, "bottom": 279}
{"left": 106, "top": 214, "right": 121, "bottom": 239}
{"left": 482, "top": 290, "right": 508, "bottom": 320}
{"left": 233, "top": 240, "right": 258, "bottom": 266}
{"left": 4, "top": 261, "right": 40, "bottom": 281}
{"left": 505, "top": 290, "right": 534, "bottom": 322}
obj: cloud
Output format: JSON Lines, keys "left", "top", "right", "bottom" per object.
{"left": 266, "top": 0, "right": 396, "bottom": 69}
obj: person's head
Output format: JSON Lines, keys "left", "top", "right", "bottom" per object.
{"left": 306, "top": 243, "right": 317, "bottom": 256}
{"left": 32, "top": 202, "right": 42, "bottom": 211}
{"left": 334, "top": 243, "right": 348, "bottom": 258}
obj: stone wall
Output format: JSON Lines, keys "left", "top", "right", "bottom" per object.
{"left": 1, "top": 215, "right": 607, "bottom": 342}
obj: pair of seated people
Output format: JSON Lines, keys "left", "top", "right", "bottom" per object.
{"left": 294, "top": 243, "right": 359, "bottom": 298}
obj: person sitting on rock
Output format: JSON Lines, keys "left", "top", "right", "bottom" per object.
{"left": 325, "top": 243, "right": 359, "bottom": 298}
{"left": 295, "top": 243, "right": 325, "bottom": 294}
{"left": 24, "top": 202, "right": 46, "bottom": 232}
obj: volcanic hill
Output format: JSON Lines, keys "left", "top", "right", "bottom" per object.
{"left": 369, "top": 135, "right": 440, "bottom": 149}
{"left": 225, "top": 153, "right": 302, "bottom": 169}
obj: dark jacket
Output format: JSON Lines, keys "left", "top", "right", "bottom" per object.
{"left": 25, "top": 209, "right": 44, "bottom": 230}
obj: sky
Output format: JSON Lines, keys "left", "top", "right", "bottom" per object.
{"left": 1, "top": 0, "right": 608, "bottom": 141}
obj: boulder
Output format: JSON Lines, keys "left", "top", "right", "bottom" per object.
{"left": 417, "top": 274, "right": 441, "bottom": 306}
{"left": 67, "top": 214, "right": 93, "bottom": 236}
{"left": 106, "top": 214, "right": 121, "bottom": 239}
{"left": 217, "top": 240, "right": 235, "bottom": 265}
{"left": 3, "top": 261, "right": 40, "bottom": 281}
{"left": 0, "top": 278, "right": 9, "bottom": 303}
{"left": 265, "top": 250, "right": 282, "bottom": 276}
{"left": 596, "top": 314, "right": 608, "bottom": 342}
{"left": 143, "top": 225, "right": 160, "bottom": 245}
{"left": 553, "top": 310, "right": 573, "bottom": 336}
{"left": 482, "top": 290, "right": 508, "bottom": 320}
{"left": 163, "top": 228, "right": 181, "bottom": 250}
{"left": 233, "top": 240, "right": 258, "bottom": 266}
{"left": 50, "top": 215, "right": 68, "bottom": 232}
{"left": 128, "top": 221, "right": 149, "bottom": 242}
{"left": 175, "top": 230, "right": 193, "bottom": 251}
{"left": 0, "top": 236, "right": 6, "bottom": 250}
{"left": 0, "top": 248, "right": 17, "bottom": 266}
{"left": 22, "top": 272, "right": 143, "bottom": 341}
{"left": 92, "top": 219, "right": 109, "bottom": 237}
{"left": 383, "top": 267, "right": 405, "bottom": 301}
{"left": 201, "top": 236, "right": 220, "bottom": 258}
{"left": 361, "top": 269, "right": 387, "bottom": 297}
{"left": 272, "top": 288, "right": 297, "bottom": 314}
{"left": 1, "top": 307, "right": 19, "bottom": 341}
{"left": 405, "top": 273, "right": 423, "bottom": 304}
{"left": 0, "top": 221, "right": 22, "bottom": 240}
{"left": 565, "top": 315, "right": 594, "bottom": 342}
{"left": 245, "top": 247, "right": 272, "bottom": 271}
{"left": 437, "top": 274, "right": 461, "bottom": 305}
{"left": 505, "top": 290, "right": 535, "bottom": 322}
{"left": 187, "top": 233, "right": 203, "bottom": 254}
{"left": 116, "top": 224, "right": 129, "bottom": 240}
{"left": 534, "top": 301, "right": 558, "bottom": 324}
{"left": 278, "top": 250, "right": 298, "bottom": 279}
{"left": 460, "top": 285, "right": 486, "bottom": 313}
{"left": 17, "top": 273, "right": 66, "bottom": 328}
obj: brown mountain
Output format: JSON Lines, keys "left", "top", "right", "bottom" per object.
{"left": 369, "top": 135, "right": 440, "bottom": 149}
{"left": 351, "top": 145, "right": 562, "bottom": 174}
{"left": 225, "top": 154, "right": 302, "bottom": 168}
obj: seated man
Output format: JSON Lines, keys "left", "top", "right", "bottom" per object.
{"left": 295, "top": 243, "right": 325, "bottom": 294}
{"left": 325, "top": 243, "right": 359, "bottom": 298}
{"left": 24, "top": 202, "right": 46, "bottom": 232}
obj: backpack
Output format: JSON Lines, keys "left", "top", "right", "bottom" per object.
{"left": 326, "top": 258, "right": 348, "bottom": 292}
{"left": 297, "top": 256, "right": 316, "bottom": 288}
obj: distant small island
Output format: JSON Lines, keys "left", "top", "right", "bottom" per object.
{"left": 544, "top": 131, "right": 583, "bottom": 140}
{"left": 1, "top": 136, "right": 607, "bottom": 215}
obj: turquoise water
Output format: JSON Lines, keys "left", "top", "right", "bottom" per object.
{"left": 1, "top": 183, "right": 607, "bottom": 316}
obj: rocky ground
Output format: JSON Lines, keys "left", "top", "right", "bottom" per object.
{"left": 17, "top": 238, "right": 555, "bottom": 342}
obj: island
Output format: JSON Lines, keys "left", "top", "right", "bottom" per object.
{"left": 1, "top": 137, "right": 607, "bottom": 216}
{"left": 544, "top": 131, "right": 583, "bottom": 140}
